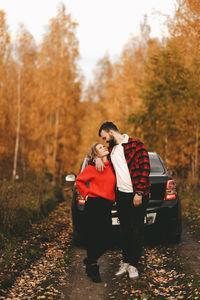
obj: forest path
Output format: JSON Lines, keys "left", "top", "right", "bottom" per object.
{"left": 64, "top": 246, "right": 115, "bottom": 300}
{"left": 1, "top": 201, "right": 200, "bottom": 299}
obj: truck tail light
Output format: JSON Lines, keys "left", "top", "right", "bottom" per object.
{"left": 78, "top": 198, "right": 86, "bottom": 205}
{"left": 164, "top": 179, "right": 177, "bottom": 200}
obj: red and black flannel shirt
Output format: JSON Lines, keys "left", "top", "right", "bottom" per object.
{"left": 108, "top": 138, "right": 151, "bottom": 196}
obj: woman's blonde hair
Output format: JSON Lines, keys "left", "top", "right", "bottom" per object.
{"left": 87, "top": 142, "right": 101, "bottom": 161}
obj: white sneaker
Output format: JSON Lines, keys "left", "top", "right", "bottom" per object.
{"left": 127, "top": 265, "right": 139, "bottom": 279}
{"left": 115, "top": 261, "right": 129, "bottom": 276}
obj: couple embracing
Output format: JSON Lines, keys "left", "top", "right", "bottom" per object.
{"left": 76, "top": 121, "right": 151, "bottom": 283}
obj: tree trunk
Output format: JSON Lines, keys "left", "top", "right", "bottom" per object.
{"left": 52, "top": 27, "right": 64, "bottom": 183}
{"left": 21, "top": 137, "right": 26, "bottom": 180}
{"left": 52, "top": 108, "right": 59, "bottom": 182}
{"left": 194, "top": 123, "right": 199, "bottom": 182}
{"left": 164, "top": 134, "right": 168, "bottom": 165}
{"left": 46, "top": 114, "right": 52, "bottom": 158}
{"left": 12, "top": 69, "right": 21, "bottom": 181}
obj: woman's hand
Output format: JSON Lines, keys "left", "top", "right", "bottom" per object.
{"left": 94, "top": 157, "right": 105, "bottom": 172}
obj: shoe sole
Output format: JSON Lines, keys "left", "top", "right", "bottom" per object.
{"left": 128, "top": 275, "right": 139, "bottom": 279}
{"left": 86, "top": 274, "right": 102, "bottom": 283}
{"left": 92, "top": 278, "right": 102, "bottom": 283}
{"left": 115, "top": 271, "right": 128, "bottom": 277}
{"left": 86, "top": 269, "right": 102, "bottom": 283}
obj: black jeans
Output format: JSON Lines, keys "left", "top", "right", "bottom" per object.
{"left": 116, "top": 190, "right": 148, "bottom": 267}
{"left": 84, "top": 197, "right": 113, "bottom": 264}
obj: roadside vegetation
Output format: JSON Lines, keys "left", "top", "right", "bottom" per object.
{"left": 0, "top": 195, "right": 72, "bottom": 298}
{"left": 0, "top": 174, "right": 66, "bottom": 291}
{"left": 0, "top": 174, "right": 65, "bottom": 243}
{"left": 180, "top": 186, "right": 200, "bottom": 242}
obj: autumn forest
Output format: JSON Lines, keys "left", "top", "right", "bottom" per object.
{"left": 0, "top": 0, "right": 200, "bottom": 183}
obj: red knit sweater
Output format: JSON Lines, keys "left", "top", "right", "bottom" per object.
{"left": 76, "top": 161, "right": 116, "bottom": 201}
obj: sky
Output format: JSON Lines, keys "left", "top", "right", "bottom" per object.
{"left": 0, "top": 0, "right": 176, "bottom": 83}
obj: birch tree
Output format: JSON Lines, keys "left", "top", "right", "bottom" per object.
{"left": 32, "top": 4, "right": 82, "bottom": 179}
{"left": 0, "top": 10, "right": 11, "bottom": 174}
{"left": 12, "top": 26, "right": 37, "bottom": 180}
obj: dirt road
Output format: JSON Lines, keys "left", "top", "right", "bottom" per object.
{"left": 2, "top": 202, "right": 200, "bottom": 299}
{"left": 177, "top": 220, "right": 200, "bottom": 275}
{"left": 63, "top": 247, "right": 114, "bottom": 300}
{"left": 61, "top": 221, "right": 200, "bottom": 300}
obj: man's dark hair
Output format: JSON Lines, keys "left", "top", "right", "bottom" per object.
{"left": 98, "top": 121, "right": 119, "bottom": 137}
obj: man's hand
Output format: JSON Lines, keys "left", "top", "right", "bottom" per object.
{"left": 95, "top": 157, "right": 105, "bottom": 172}
{"left": 133, "top": 193, "right": 142, "bottom": 207}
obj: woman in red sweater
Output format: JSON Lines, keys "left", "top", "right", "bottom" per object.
{"left": 76, "top": 142, "right": 116, "bottom": 283}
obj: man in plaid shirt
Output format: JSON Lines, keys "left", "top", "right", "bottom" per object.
{"left": 97, "top": 121, "right": 151, "bottom": 279}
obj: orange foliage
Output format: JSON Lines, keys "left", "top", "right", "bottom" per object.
{"left": 0, "top": 6, "right": 83, "bottom": 179}
{"left": 0, "top": 2, "right": 200, "bottom": 181}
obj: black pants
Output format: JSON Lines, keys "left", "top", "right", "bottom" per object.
{"left": 84, "top": 197, "right": 113, "bottom": 264}
{"left": 116, "top": 190, "right": 148, "bottom": 267}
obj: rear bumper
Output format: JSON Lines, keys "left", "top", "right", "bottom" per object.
{"left": 146, "top": 197, "right": 182, "bottom": 234}
{"left": 111, "top": 197, "right": 181, "bottom": 228}
{"left": 72, "top": 197, "right": 182, "bottom": 237}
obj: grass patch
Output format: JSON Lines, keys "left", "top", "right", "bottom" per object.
{"left": 0, "top": 200, "right": 72, "bottom": 297}
{"left": 0, "top": 174, "right": 65, "bottom": 244}
{"left": 0, "top": 173, "right": 67, "bottom": 292}
{"left": 180, "top": 187, "right": 200, "bottom": 242}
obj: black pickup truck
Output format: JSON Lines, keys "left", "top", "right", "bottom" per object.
{"left": 66, "top": 152, "right": 182, "bottom": 245}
